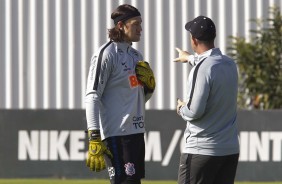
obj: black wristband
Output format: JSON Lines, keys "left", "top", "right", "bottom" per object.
{"left": 87, "top": 130, "right": 101, "bottom": 140}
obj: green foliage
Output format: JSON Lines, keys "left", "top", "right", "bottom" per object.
{"left": 228, "top": 6, "right": 282, "bottom": 109}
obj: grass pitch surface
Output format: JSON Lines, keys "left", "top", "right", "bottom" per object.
{"left": 0, "top": 179, "right": 282, "bottom": 184}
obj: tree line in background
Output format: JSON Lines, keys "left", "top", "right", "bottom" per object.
{"left": 228, "top": 6, "right": 282, "bottom": 110}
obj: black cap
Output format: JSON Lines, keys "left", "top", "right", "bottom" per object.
{"left": 185, "top": 16, "right": 216, "bottom": 41}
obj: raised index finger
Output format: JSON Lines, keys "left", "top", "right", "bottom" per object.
{"left": 175, "top": 47, "right": 182, "bottom": 53}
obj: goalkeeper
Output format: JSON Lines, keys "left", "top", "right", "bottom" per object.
{"left": 85, "top": 4, "right": 155, "bottom": 184}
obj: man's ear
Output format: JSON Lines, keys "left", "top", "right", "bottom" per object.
{"left": 117, "top": 21, "right": 124, "bottom": 30}
{"left": 192, "top": 36, "right": 198, "bottom": 46}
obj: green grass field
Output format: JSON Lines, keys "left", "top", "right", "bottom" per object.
{"left": 0, "top": 179, "right": 282, "bottom": 184}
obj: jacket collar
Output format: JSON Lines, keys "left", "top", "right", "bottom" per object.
{"left": 194, "top": 48, "right": 221, "bottom": 64}
{"left": 116, "top": 42, "right": 132, "bottom": 52}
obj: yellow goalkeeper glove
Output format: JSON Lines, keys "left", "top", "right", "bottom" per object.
{"left": 135, "top": 61, "right": 156, "bottom": 93}
{"left": 86, "top": 130, "right": 112, "bottom": 172}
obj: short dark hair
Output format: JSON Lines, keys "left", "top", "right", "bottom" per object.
{"left": 196, "top": 39, "right": 215, "bottom": 45}
{"left": 108, "top": 4, "right": 141, "bottom": 42}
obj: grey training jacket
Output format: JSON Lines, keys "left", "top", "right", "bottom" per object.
{"left": 85, "top": 41, "right": 151, "bottom": 140}
{"left": 180, "top": 48, "right": 240, "bottom": 156}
